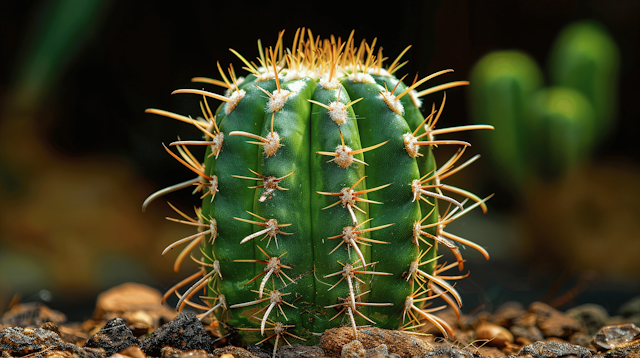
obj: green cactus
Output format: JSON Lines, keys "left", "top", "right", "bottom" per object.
{"left": 143, "top": 30, "right": 491, "bottom": 350}
{"left": 528, "top": 87, "right": 596, "bottom": 179}
{"left": 469, "top": 51, "right": 543, "bottom": 190}
{"left": 469, "top": 20, "right": 619, "bottom": 186}
{"left": 549, "top": 20, "right": 620, "bottom": 140}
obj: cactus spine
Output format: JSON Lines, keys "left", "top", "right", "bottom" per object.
{"left": 144, "top": 29, "right": 492, "bottom": 348}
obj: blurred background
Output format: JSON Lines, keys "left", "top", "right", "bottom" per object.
{"left": 1, "top": 0, "right": 639, "bottom": 321}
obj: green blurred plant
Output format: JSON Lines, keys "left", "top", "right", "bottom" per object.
{"left": 469, "top": 20, "right": 619, "bottom": 190}
{"left": 8, "top": 0, "right": 110, "bottom": 114}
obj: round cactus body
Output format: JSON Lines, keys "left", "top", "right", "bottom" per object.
{"left": 144, "top": 29, "right": 491, "bottom": 348}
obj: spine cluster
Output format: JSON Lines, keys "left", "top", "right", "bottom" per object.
{"left": 144, "top": 29, "right": 493, "bottom": 350}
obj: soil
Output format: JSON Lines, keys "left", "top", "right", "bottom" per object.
{"left": 2, "top": 282, "right": 640, "bottom": 358}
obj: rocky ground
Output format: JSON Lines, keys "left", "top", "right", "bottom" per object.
{"left": 2, "top": 283, "right": 640, "bottom": 358}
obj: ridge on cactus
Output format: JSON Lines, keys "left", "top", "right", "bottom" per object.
{"left": 143, "top": 29, "right": 493, "bottom": 350}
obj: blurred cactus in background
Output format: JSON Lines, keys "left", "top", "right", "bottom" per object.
{"left": 469, "top": 20, "right": 620, "bottom": 187}
{"left": 528, "top": 87, "right": 596, "bottom": 179}
{"left": 467, "top": 20, "right": 638, "bottom": 277}
{"left": 468, "top": 51, "right": 543, "bottom": 191}
{"left": 548, "top": 21, "right": 620, "bottom": 141}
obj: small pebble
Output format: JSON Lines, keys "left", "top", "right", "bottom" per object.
{"left": 475, "top": 321, "right": 514, "bottom": 347}
{"left": 141, "top": 312, "right": 213, "bottom": 357}
{"left": 366, "top": 344, "right": 388, "bottom": 357}
{"left": 94, "top": 283, "right": 177, "bottom": 326}
{"left": 565, "top": 304, "right": 609, "bottom": 336}
{"left": 0, "top": 303, "right": 67, "bottom": 327}
{"left": 517, "top": 340, "right": 593, "bottom": 358}
{"left": 493, "top": 302, "right": 525, "bottom": 328}
{"left": 83, "top": 318, "right": 141, "bottom": 357}
{"left": 342, "top": 340, "right": 366, "bottom": 358}
{"left": 321, "top": 326, "right": 432, "bottom": 358}
{"left": 511, "top": 325, "right": 545, "bottom": 343}
{"left": 592, "top": 323, "right": 640, "bottom": 351}
{"left": 0, "top": 326, "right": 61, "bottom": 356}
{"left": 528, "top": 302, "right": 582, "bottom": 338}
{"left": 275, "top": 344, "right": 325, "bottom": 358}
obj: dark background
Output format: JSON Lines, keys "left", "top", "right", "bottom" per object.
{"left": 1, "top": 0, "right": 639, "bottom": 321}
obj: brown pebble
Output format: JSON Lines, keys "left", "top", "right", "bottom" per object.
{"left": 493, "top": 302, "right": 526, "bottom": 328}
{"left": 341, "top": 340, "right": 366, "bottom": 358}
{"left": 0, "top": 326, "right": 61, "bottom": 356}
{"left": 40, "top": 322, "right": 60, "bottom": 336}
{"left": 94, "top": 283, "right": 177, "bottom": 327}
{"left": 320, "top": 326, "right": 432, "bottom": 358}
{"left": 475, "top": 321, "right": 514, "bottom": 347}
{"left": 528, "top": 302, "right": 582, "bottom": 338}
{"left": 212, "top": 345, "right": 261, "bottom": 358}
{"left": 160, "top": 347, "right": 211, "bottom": 358}
{"left": 603, "top": 339, "right": 640, "bottom": 358}
{"left": 0, "top": 303, "right": 67, "bottom": 327}
{"left": 517, "top": 340, "right": 593, "bottom": 358}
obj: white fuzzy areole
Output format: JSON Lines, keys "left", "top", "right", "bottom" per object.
{"left": 257, "top": 73, "right": 276, "bottom": 82}
{"left": 210, "top": 132, "right": 224, "bottom": 158}
{"left": 367, "top": 67, "right": 392, "bottom": 77}
{"left": 403, "top": 295, "right": 414, "bottom": 318}
{"left": 259, "top": 176, "right": 279, "bottom": 202}
{"left": 255, "top": 66, "right": 281, "bottom": 82}
{"left": 265, "top": 218, "right": 280, "bottom": 239}
{"left": 286, "top": 80, "right": 306, "bottom": 93}
{"left": 224, "top": 77, "right": 245, "bottom": 97}
{"left": 209, "top": 218, "right": 218, "bottom": 242}
{"left": 409, "top": 89, "right": 423, "bottom": 109}
{"left": 267, "top": 89, "right": 291, "bottom": 112}
{"left": 264, "top": 131, "right": 281, "bottom": 157}
{"left": 411, "top": 179, "right": 422, "bottom": 202}
{"left": 269, "top": 289, "right": 283, "bottom": 304}
{"left": 209, "top": 175, "right": 219, "bottom": 202}
{"left": 319, "top": 74, "right": 341, "bottom": 90}
{"left": 348, "top": 72, "right": 375, "bottom": 84}
{"left": 340, "top": 187, "right": 356, "bottom": 207}
{"left": 273, "top": 322, "right": 285, "bottom": 334}
{"left": 381, "top": 90, "right": 404, "bottom": 115}
{"left": 328, "top": 101, "right": 348, "bottom": 125}
{"left": 342, "top": 226, "right": 357, "bottom": 245}
{"left": 283, "top": 70, "right": 303, "bottom": 82}
{"left": 213, "top": 260, "right": 221, "bottom": 278}
{"left": 333, "top": 145, "right": 354, "bottom": 168}
{"left": 412, "top": 221, "right": 422, "bottom": 245}
{"left": 284, "top": 69, "right": 317, "bottom": 82}
{"left": 403, "top": 133, "right": 419, "bottom": 158}
{"left": 225, "top": 89, "right": 246, "bottom": 114}
{"left": 407, "top": 260, "right": 419, "bottom": 281}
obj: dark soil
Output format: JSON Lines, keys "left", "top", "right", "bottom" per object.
{"left": 2, "top": 283, "right": 640, "bottom": 358}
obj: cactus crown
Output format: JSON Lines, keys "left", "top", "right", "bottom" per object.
{"left": 144, "top": 28, "right": 493, "bottom": 349}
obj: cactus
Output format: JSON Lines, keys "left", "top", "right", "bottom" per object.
{"left": 469, "top": 20, "right": 619, "bottom": 186}
{"left": 528, "top": 87, "right": 596, "bottom": 179}
{"left": 144, "top": 29, "right": 492, "bottom": 349}
{"left": 468, "top": 51, "right": 543, "bottom": 190}
{"left": 548, "top": 20, "right": 620, "bottom": 140}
